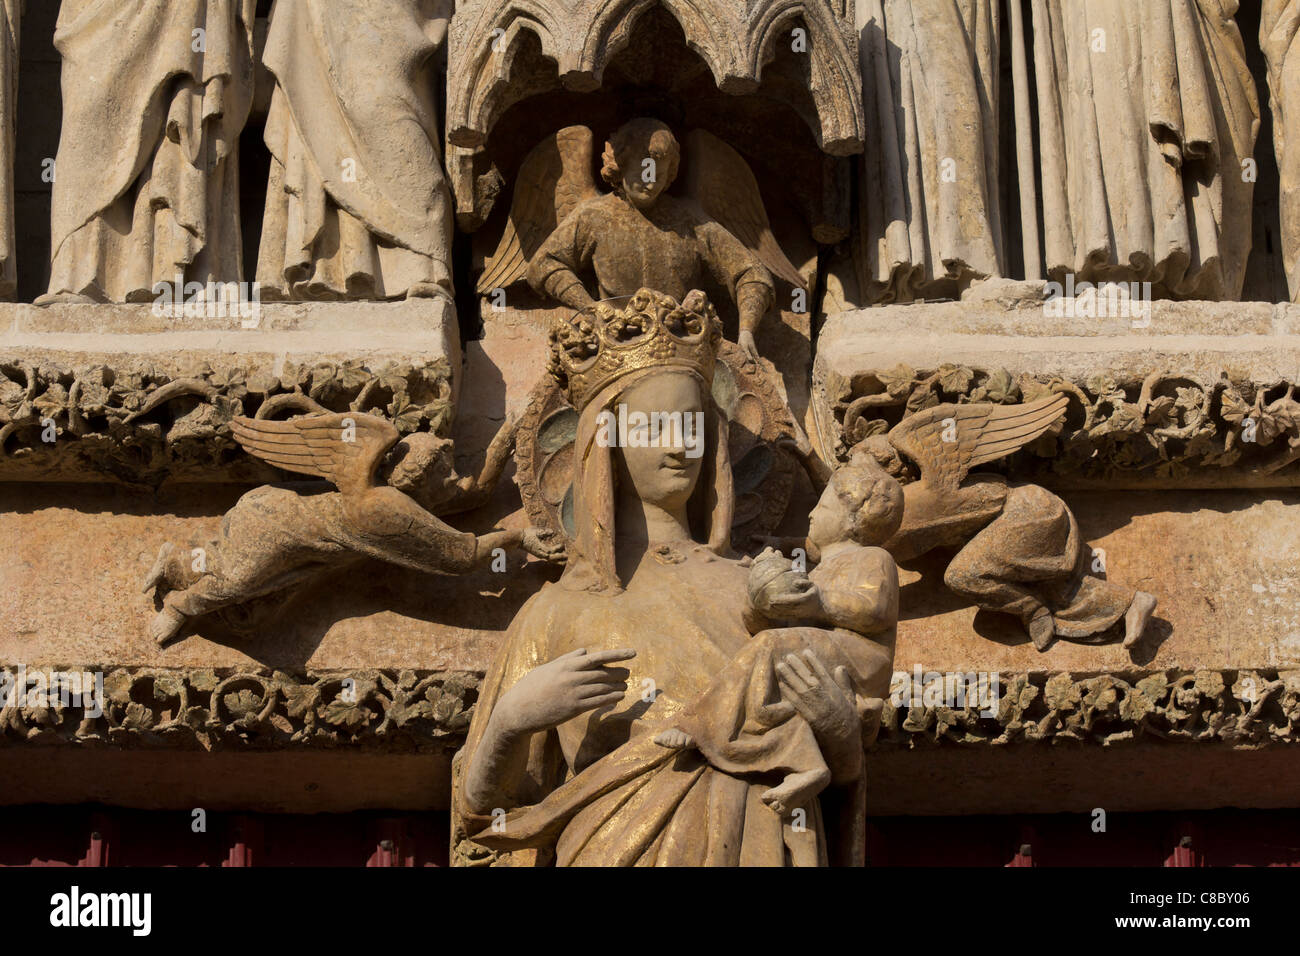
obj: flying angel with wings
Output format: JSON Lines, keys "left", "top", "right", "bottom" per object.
{"left": 142, "top": 412, "right": 562, "bottom": 646}
{"left": 477, "top": 117, "right": 807, "bottom": 361}
{"left": 784, "top": 394, "right": 1158, "bottom": 652}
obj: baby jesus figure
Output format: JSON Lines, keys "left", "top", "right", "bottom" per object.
{"left": 654, "top": 458, "right": 903, "bottom": 814}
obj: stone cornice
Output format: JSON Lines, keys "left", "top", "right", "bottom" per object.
{"left": 3, "top": 666, "right": 1296, "bottom": 752}
{"left": 0, "top": 667, "right": 478, "bottom": 752}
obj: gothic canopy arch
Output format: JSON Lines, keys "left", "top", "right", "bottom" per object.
{"left": 446, "top": 0, "right": 864, "bottom": 157}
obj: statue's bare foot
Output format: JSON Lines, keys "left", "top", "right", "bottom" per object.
{"left": 1124, "top": 591, "right": 1158, "bottom": 648}
{"left": 653, "top": 728, "right": 696, "bottom": 750}
{"left": 141, "top": 542, "right": 174, "bottom": 594}
{"left": 1028, "top": 608, "right": 1056, "bottom": 652}
{"left": 151, "top": 606, "right": 188, "bottom": 647}
{"left": 34, "top": 291, "right": 99, "bottom": 306}
{"left": 761, "top": 768, "right": 830, "bottom": 816}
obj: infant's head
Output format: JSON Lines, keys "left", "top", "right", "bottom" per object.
{"left": 808, "top": 459, "right": 904, "bottom": 551}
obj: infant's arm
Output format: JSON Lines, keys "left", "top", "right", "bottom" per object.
{"left": 813, "top": 547, "right": 899, "bottom": 634}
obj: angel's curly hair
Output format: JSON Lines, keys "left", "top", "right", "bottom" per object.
{"left": 601, "top": 118, "right": 681, "bottom": 193}
{"left": 825, "top": 457, "right": 904, "bottom": 547}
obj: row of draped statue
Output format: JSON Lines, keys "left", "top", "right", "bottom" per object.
{"left": 1, "top": 1, "right": 1300, "bottom": 306}
{"left": 858, "top": 0, "right": 1300, "bottom": 305}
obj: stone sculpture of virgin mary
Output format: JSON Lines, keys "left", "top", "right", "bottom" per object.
{"left": 454, "top": 289, "right": 870, "bottom": 867}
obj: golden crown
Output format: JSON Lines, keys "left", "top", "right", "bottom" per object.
{"left": 547, "top": 288, "right": 723, "bottom": 411}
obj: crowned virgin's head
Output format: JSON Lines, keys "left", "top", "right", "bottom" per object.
{"left": 548, "top": 289, "right": 733, "bottom": 592}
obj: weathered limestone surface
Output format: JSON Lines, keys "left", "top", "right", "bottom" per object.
{"left": 42, "top": 1, "right": 256, "bottom": 303}
{"left": 856, "top": 0, "right": 1260, "bottom": 304}
{"left": 4, "top": 0, "right": 1300, "bottom": 857}
{"left": 257, "top": 0, "right": 456, "bottom": 301}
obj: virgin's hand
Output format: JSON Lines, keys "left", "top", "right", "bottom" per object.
{"left": 775, "top": 650, "right": 862, "bottom": 769}
{"left": 495, "top": 647, "right": 635, "bottom": 737}
{"left": 738, "top": 330, "right": 760, "bottom": 362}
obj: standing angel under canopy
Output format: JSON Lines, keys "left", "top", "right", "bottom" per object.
{"left": 782, "top": 395, "right": 1158, "bottom": 652}
{"left": 477, "top": 118, "right": 806, "bottom": 361}
{"left": 143, "top": 412, "right": 561, "bottom": 646}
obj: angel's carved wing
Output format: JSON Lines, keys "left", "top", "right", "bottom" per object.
{"left": 230, "top": 413, "right": 400, "bottom": 498}
{"left": 682, "top": 129, "right": 807, "bottom": 291}
{"left": 888, "top": 394, "right": 1069, "bottom": 494}
{"left": 477, "top": 126, "right": 601, "bottom": 294}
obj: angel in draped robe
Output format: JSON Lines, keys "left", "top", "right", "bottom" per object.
{"left": 858, "top": 395, "right": 1158, "bottom": 651}
{"left": 39, "top": 0, "right": 255, "bottom": 304}
{"left": 0, "top": 0, "right": 18, "bottom": 301}
{"left": 478, "top": 118, "right": 804, "bottom": 361}
{"left": 142, "top": 412, "right": 561, "bottom": 646}
{"left": 256, "top": 0, "right": 455, "bottom": 301}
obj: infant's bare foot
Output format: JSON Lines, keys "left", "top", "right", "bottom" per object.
{"left": 151, "top": 606, "right": 188, "bottom": 646}
{"left": 761, "top": 767, "right": 830, "bottom": 816}
{"left": 653, "top": 728, "right": 696, "bottom": 750}
{"left": 1124, "top": 591, "right": 1158, "bottom": 648}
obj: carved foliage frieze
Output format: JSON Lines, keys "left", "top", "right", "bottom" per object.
{"left": 5, "top": 666, "right": 1296, "bottom": 752}
{"left": 0, "top": 667, "right": 478, "bottom": 752}
{"left": 0, "top": 358, "right": 453, "bottom": 484}
{"left": 880, "top": 670, "right": 1300, "bottom": 748}
{"left": 827, "top": 364, "right": 1300, "bottom": 486}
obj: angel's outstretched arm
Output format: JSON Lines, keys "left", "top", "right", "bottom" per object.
{"left": 437, "top": 417, "right": 521, "bottom": 516}
{"left": 697, "top": 220, "right": 774, "bottom": 341}
{"left": 474, "top": 415, "right": 519, "bottom": 490}
{"left": 527, "top": 208, "right": 597, "bottom": 310}
{"left": 779, "top": 420, "right": 832, "bottom": 493}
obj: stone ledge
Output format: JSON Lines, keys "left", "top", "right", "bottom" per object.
{"left": 0, "top": 354, "right": 455, "bottom": 483}
{"left": 0, "top": 298, "right": 457, "bottom": 341}
{"left": 0, "top": 299, "right": 462, "bottom": 484}
{"left": 3, "top": 665, "right": 1293, "bottom": 753}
